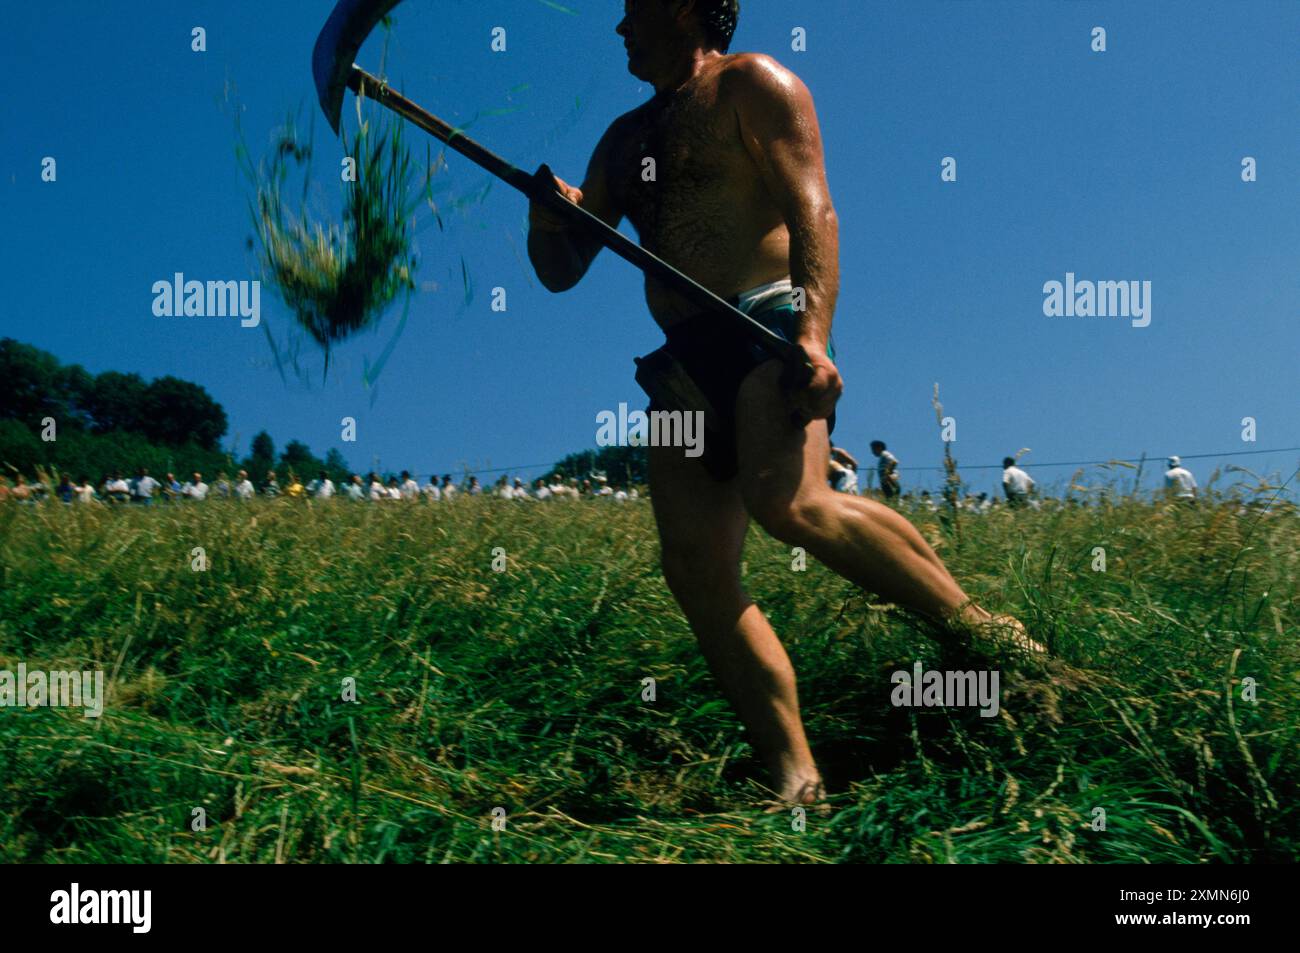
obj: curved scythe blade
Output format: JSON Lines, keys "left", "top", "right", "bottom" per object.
{"left": 312, "top": 0, "right": 404, "bottom": 134}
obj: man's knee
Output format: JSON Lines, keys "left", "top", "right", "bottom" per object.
{"left": 743, "top": 489, "right": 832, "bottom": 547}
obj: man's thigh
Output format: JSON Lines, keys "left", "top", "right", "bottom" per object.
{"left": 648, "top": 442, "right": 750, "bottom": 573}
{"left": 733, "top": 360, "right": 832, "bottom": 513}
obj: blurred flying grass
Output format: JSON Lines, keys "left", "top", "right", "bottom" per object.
{"left": 240, "top": 102, "right": 430, "bottom": 370}
{"left": 0, "top": 494, "right": 1295, "bottom": 863}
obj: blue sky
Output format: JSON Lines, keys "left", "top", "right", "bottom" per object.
{"left": 3, "top": 0, "right": 1297, "bottom": 495}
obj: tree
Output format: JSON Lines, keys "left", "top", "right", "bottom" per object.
{"left": 85, "top": 371, "right": 149, "bottom": 435}
{"left": 552, "top": 445, "right": 648, "bottom": 486}
{"left": 142, "top": 376, "right": 228, "bottom": 450}
{"left": 245, "top": 430, "right": 276, "bottom": 478}
{"left": 324, "top": 447, "right": 351, "bottom": 484}
{"left": 58, "top": 364, "right": 94, "bottom": 431}
{"left": 0, "top": 338, "right": 65, "bottom": 426}
{"left": 279, "top": 439, "right": 323, "bottom": 479}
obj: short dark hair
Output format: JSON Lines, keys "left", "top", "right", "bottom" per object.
{"left": 703, "top": 0, "right": 740, "bottom": 51}
{"left": 1003, "top": 457, "right": 1016, "bottom": 468}
{"left": 870, "top": 440, "right": 886, "bottom": 451}
{"left": 673, "top": 0, "right": 740, "bottom": 53}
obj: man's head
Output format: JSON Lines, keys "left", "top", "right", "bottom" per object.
{"left": 618, "top": 0, "right": 740, "bottom": 82}
{"left": 1003, "top": 457, "right": 1016, "bottom": 469}
{"left": 1167, "top": 456, "right": 1181, "bottom": 469}
{"left": 870, "top": 440, "right": 886, "bottom": 455}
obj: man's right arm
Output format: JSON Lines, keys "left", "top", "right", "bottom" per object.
{"left": 527, "top": 120, "right": 624, "bottom": 292}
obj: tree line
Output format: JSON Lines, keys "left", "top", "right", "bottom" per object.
{"left": 1, "top": 338, "right": 644, "bottom": 488}
{"left": 0, "top": 338, "right": 346, "bottom": 484}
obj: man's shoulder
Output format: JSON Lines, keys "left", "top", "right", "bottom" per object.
{"left": 717, "top": 52, "right": 802, "bottom": 98}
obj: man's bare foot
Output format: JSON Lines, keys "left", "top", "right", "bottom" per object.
{"left": 971, "top": 612, "right": 1046, "bottom": 656}
{"left": 759, "top": 776, "right": 830, "bottom": 815}
{"left": 944, "top": 602, "right": 1046, "bottom": 657}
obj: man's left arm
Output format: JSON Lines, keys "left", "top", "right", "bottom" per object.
{"left": 733, "top": 55, "right": 841, "bottom": 415}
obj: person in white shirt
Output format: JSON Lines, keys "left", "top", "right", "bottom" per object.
{"left": 75, "top": 476, "right": 96, "bottom": 504}
{"left": 235, "top": 470, "right": 255, "bottom": 500}
{"left": 534, "top": 479, "right": 552, "bottom": 501}
{"left": 828, "top": 445, "right": 859, "bottom": 495}
{"left": 343, "top": 474, "right": 365, "bottom": 500}
{"left": 440, "top": 475, "right": 458, "bottom": 500}
{"left": 870, "top": 441, "right": 900, "bottom": 500}
{"left": 367, "top": 473, "right": 385, "bottom": 501}
{"left": 308, "top": 470, "right": 336, "bottom": 500}
{"left": 828, "top": 458, "right": 858, "bottom": 495}
{"left": 1001, "top": 457, "right": 1035, "bottom": 507}
{"left": 385, "top": 477, "right": 402, "bottom": 500}
{"left": 182, "top": 472, "right": 209, "bottom": 501}
{"left": 1164, "top": 456, "right": 1197, "bottom": 501}
{"left": 132, "top": 467, "right": 159, "bottom": 504}
{"left": 399, "top": 470, "right": 420, "bottom": 500}
{"left": 105, "top": 472, "right": 131, "bottom": 503}
{"left": 422, "top": 475, "right": 442, "bottom": 501}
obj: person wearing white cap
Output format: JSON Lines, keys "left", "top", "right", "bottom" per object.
{"left": 1164, "top": 456, "right": 1197, "bottom": 502}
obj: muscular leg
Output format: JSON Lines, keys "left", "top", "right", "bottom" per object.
{"left": 648, "top": 442, "right": 823, "bottom": 802}
{"left": 736, "top": 360, "right": 1038, "bottom": 646}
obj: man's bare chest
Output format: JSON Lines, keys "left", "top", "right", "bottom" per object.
{"left": 609, "top": 93, "right": 747, "bottom": 227}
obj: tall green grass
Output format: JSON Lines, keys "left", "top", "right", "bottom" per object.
{"left": 0, "top": 495, "right": 1295, "bottom": 863}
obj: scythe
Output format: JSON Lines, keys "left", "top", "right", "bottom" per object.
{"left": 311, "top": 0, "right": 813, "bottom": 385}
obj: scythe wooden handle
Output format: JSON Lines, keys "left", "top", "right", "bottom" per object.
{"left": 348, "top": 66, "right": 814, "bottom": 383}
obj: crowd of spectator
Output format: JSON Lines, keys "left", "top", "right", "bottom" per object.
{"left": 0, "top": 449, "right": 1210, "bottom": 510}
{"left": 0, "top": 466, "right": 643, "bottom": 505}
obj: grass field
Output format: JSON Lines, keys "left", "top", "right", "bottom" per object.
{"left": 1, "top": 493, "right": 1295, "bottom": 863}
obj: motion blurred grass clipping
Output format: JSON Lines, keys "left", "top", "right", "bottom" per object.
{"left": 242, "top": 101, "right": 422, "bottom": 362}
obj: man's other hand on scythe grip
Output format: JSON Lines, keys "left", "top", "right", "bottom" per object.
{"left": 526, "top": 164, "right": 602, "bottom": 293}
{"left": 528, "top": 166, "right": 583, "bottom": 233}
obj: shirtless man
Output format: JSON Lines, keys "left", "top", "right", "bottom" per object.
{"left": 527, "top": 0, "right": 1040, "bottom": 805}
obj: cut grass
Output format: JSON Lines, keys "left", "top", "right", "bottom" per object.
{"left": 0, "top": 497, "right": 1295, "bottom": 863}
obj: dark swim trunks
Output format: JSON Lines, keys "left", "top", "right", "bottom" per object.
{"left": 638, "top": 294, "right": 837, "bottom": 482}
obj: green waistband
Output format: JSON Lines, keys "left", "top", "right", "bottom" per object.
{"left": 749, "top": 303, "right": 836, "bottom": 361}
